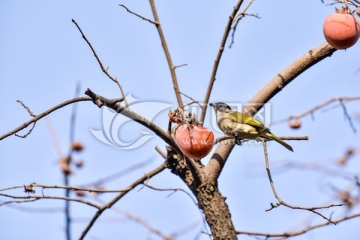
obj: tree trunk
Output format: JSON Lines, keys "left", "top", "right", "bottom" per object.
{"left": 166, "top": 147, "right": 237, "bottom": 239}
{"left": 196, "top": 183, "right": 237, "bottom": 240}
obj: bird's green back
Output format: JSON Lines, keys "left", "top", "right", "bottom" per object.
{"left": 228, "top": 111, "right": 266, "bottom": 129}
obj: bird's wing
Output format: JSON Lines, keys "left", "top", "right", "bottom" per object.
{"left": 228, "top": 111, "right": 266, "bottom": 129}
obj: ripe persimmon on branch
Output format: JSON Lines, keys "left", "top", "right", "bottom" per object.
{"left": 1, "top": 1, "right": 360, "bottom": 240}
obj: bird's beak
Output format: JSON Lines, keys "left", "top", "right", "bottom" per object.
{"left": 209, "top": 103, "right": 214, "bottom": 107}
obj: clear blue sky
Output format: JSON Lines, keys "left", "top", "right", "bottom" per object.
{"left": 1, "top": 0, "right": 360, "bottom": 239}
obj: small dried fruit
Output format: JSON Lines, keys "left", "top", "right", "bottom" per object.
{"left": 75, "top": 160, "right": 84, "bottom": 168}
{"left": 288, "top": 118, "right": 301, "bottom": 129}
{"left": 71, "top": 141, "right": 85, "bottom": 152}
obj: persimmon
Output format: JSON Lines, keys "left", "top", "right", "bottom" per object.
{"left": 323, "top": 7, "right": 360, "bottom": 50}
{"left": 174, "top": 124, "right": 214, "bottom": 159}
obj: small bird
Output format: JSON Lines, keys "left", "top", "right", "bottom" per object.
{"left": 210, "top": 102, "right": 293, "bottom": 152}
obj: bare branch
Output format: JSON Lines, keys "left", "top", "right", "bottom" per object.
{"left": 79, "top": 157, "right": 155, "bottom": 188}
{"left": 155, "top": 146, "right": 167, "bottom": 159}
{"left": 13, "top": 100, "right": 37, "bottom": 138}
{"left": 94, "top": 195, "right": 172, "bottom": 240}
{"left": 0, "top": 97, "right": 91, "bottom": 140}
{"left": 0, "top": 192, "right": 100, "bottom": 209}
{"left": 71, "top": 19, "right": 128, "bottom": 107}
{"left": 16, "top": 100, "right": 35, "bottom": 117}
{"left": 84, "top": 88, "right": 179, "bottom": 152}
{"left": 261, "top": 141, "right": 348, "bottom": 224}
{"left": 230, "top": 0, "right": 260, "bottom": 48}
{"left": 206, "top": 43, "right": 337, "bottom": 184}
{"left": 85, "top": 88, "right": 204, "bottom": 187}
{"left": 179, "top": 91, "right": 203, "bottom": 108}
{"left": 79, "top": 163, "right": 167, "bottom": 239}
{"left": 148, "top": 0, "right": 184, "bottom": 108}
{"left": 236, "top": 212, "right": 360, "bottom": 239}
{"left": 173, "top": 63, "right": 188, "bottom": 69}
{"left": 273, "top": 96, "right": 360, "bottom": 129}
{"left": 2, "top": 201, "right": 63, "bottom": 213}
{"left": 142, "top": 183, "right": 197, "bottom": 206}
{"left": 0, "top": 183, "right": 130, "bottom": 194}
{"left": 244, "top": 43, "right": 337, "bottom": 115}
{"left": 200, "top": 0, "right": 245, "bottom": 123}
{"left": 119, "top": 4, "right": 157, "bottom": 25}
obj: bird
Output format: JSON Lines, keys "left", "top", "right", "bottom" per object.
{"left": 210, "top": 102, "right": 293, "bottom": 152}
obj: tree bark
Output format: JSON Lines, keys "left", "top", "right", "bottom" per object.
{"left": 196, "top": 184, "right": 237, "bottom": 240}
{"left": 166, "top": 147, "right": 237, "bottom": 239}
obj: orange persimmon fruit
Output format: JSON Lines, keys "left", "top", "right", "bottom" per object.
{"left": 174, "top": 124, "right": 214, "bottom": 160}
{"left": 323, "top": 7, "right": 360, "bottom": 49}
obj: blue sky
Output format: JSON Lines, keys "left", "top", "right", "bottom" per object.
{"left": 1, "top": 0, "right": 360, "bottom": 239}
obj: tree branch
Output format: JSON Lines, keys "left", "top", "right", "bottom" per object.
{"left": 148, "top": 0, "right": 184, "bottom": 108}
{"left": 0, "top": 192, "right": 100, "bottom": 209}
{"left": 206, "top": 42, "right": 337, "bottom": 183}
{"left": 200, "top": 0, "right": 245, "bottom": 123}
{"left": 261, "top": 141, "right": 348, "bottom": 224}
{"left": 119, "top": 4, "right": 157, "bottom": 25}
{"left": 244, "top": 42, "right": 336, "bottom": 115}
{"left": 84, "top": 88, "right": 178, "bottom": 151}
{"left": 236, "top": 212, "right": 360, "bottom": 239}
{"left": 71, "top": 19, "right": 128, "bottom": 107}
{"left": 79, "top": 163, "right": 167, "bottom": 239}
{"left": 0, "top": 97, "right": 91, "bottom": 140}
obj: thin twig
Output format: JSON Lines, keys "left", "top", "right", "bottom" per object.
{"left": 0, "top": 183, "right": 130, "bottom": 194}
{"left": 261, "top": 141, "right": 348, "bottom": 224}
{"left": 119, "top": 4, "right": 157, "bottom": 25}
{"left": 200, "top": 0, "right": 245, "bottom": 123}
{"left": 79, "top": 163, "right": 167, "bottom": 239}
{"left": 179, "top": 92, "right": 203, "bottom": 108}
{"left": 272, "top": 96, "right": 360, "bottom": 132}
{"left": 0, "top": 97, "right": 92, "bottom": 140}
{"left": 148, "top": 0, "right": 184, "bottom": 108}
{"left": 3, "top": 202, "right": 63, "bottom": 213}
{"left": 142, "top": 183, "right": 197, "bottom": 206}
{"left": 229, "top": 0, "right": 259, "bottom": 48}
{"left": 16, "top": 100, "right": 35, "bottom": 117}
{"left": 93, "top": 195, "right": 172, "bottom": 240}
{"left": 0, "top": 193, "right": 100, "bottom": 209}
{"left": 14, "top": 100, "right": 36, "bottom": 138}
{"left": 71, "top": 19, "right": 128, "bottom": 107}
{"left": 79, "top": 157, "right": 155, "bottom": 188}
{"left": 236, "top": 212, "right": 360, "bottom": 239}
{"left": 173, "top": 63, "right": 188, "bottom": 69}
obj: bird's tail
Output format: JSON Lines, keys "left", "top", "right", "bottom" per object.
{"left": 264, "top": 132, "right": 294, "bottom": 152}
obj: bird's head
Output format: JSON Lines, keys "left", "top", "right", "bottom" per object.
{"left": 209, "top": 102, "right": 232, "bottom": 113}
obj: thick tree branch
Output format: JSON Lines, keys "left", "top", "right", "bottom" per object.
{"left": 85, "top": 88, "right": 204, "bottom": 194}
{"left": 244, "top": 42, "right": 337, "bottom": 115}
{"left": 84, "top": 88, "right": 178, "bottom": 152}
{"left": 0, "top": 97, "right": 91, "bottom": 140}
{"left": 200, "top": 0, "right": 245, "bottom": 123}
{"left": 206, "top": 42, "right": 337, "bottom": 183}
